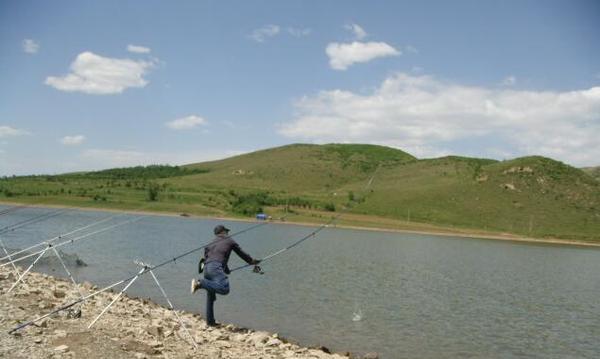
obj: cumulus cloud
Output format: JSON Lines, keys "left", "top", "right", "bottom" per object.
{"left": 60, "top": 135, "right": 86, "bottom": 145}
{"left": 0, "top": 126, "right": 28, "bottom": 138}
{"left": 23, "top": 39, "right": 39, "bottom": 54}
{"left": 127, "top": 44, "right": 151, "bottom": 54}
{"left": 279, "top": 73, "right": 600, "bottom": 166}
{"left": 344, "top": 23, "right": 367, "bottom": 40}
{"left": 165, "top": 115, "right": 207, "bottom": 130}
{"left": 326, "top": 41, "right": 400, "bottom": 70}
{"left": 249, "top": 25, "right": 280, "bottom": 42}
{"left": 45, "top": 52, "right": 155, "bottom": 94}
{"left": 287, "top": 27, "right": 312, "bottom": 37}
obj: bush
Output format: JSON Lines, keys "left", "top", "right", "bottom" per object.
{"left": 147, "top": 182, "right": 160, "bottom": 201}
{"left": 324, "top": 202, "right": 336, "bottom": 212}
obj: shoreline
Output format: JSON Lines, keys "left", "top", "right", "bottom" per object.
{"left": 0, "top": 266, "right": 354, "bottom": 358}
{"left": 1, "top": 200, "right": 599, "bottom": 249}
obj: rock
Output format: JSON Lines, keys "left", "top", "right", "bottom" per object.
{"left": 145, "top": 340, "right": 162, "bottom": 348}
{"left": 214, "top": 340, "right": 232, "bottom": 348}
{"left": 53, "top": 329, "right": 67, "bottom": 338}
{"left": 34, "top": 338, "right": 43, "bottom": 344}
{"left": 53, "top": 290, "right": 66, "bottom": 298}
{"left": 54, "top": 344, "right": 69, "bottom": 353}
{"left": 146, "top": 325, "right": 163, "bottom": 338}
{"left": 265, "top": 338, "right": 282, "bottom": 347}
{"left": 247, "top": 331, "right": 270, "bottom": 346}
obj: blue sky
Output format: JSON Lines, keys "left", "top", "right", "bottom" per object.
{"left": 1, "top": 0, "right": 599, "bottom": 175}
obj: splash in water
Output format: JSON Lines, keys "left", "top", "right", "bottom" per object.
{"left": 352, "top": 308, "right": 363, "bottom": 322}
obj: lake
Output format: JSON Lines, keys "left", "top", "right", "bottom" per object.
{"left": 1, "top": 205, "right": 600, "bottom": 358}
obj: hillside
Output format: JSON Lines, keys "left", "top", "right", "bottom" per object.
{"left": 582, "top": 166, "right": 600, "bottom": 181}
{"left": 0, "top": 144, "right": 599, "bottom": 241}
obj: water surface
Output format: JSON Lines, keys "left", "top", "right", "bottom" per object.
{"left": 1, "top": 206, "right": 599, "bottom": 358}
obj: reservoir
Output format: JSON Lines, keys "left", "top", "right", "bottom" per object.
{"left": 2, "top": 206, "right": 600, "bottom": 358}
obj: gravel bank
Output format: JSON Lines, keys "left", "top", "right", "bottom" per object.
{"left": 0, "top": 267, "right": 365, "bottom": 358}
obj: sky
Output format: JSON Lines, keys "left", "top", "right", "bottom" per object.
{"left": 1, "top": 0, "right": 599, "bottom": 176}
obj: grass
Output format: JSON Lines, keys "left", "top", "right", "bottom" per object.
{"left": 1, "top": 144, "right": 599, "bottom": 242}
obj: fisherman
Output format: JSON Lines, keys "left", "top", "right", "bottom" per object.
{"left": 191, "top": 224, "right": 260, "bottom": 326}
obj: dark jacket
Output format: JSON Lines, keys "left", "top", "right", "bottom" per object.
{"left": 203, "top": 233, "right": 254, "bottom": 273}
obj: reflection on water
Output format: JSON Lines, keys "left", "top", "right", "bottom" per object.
{"left": 1, "top": 206, "right": 600, "bottom": 358}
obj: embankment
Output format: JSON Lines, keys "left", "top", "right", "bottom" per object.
{"left": 0, "top": 267, "right": 363, "bottom": 358}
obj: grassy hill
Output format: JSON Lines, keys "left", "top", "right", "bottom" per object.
{"left": 1, "top": 144, "right": 599, "bottom": 242}
{"left": 582, "top": 166, "right": 600, "bottom": 181}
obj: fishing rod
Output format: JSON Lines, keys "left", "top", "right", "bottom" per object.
{"left": 0, "top": 208, "right": 70, "bottom": 235}
{"left": 0, "top": 210, "right": 136, "bottom": 263}
{"left": 231, "top": 165, "right": 381, "bottom": 273}
{"left": 0, "top": 207, "right": 70, "bottom": 276}
{"left": 8, "top": 220, "right": 270, "bottom": 333}
{"left": 1, "top": 214, "right": 146, "bottom": 271}
{"left": 4, "top": 214, "right": 146, "bottom": 294}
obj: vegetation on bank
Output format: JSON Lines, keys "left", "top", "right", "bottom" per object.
{"left": 1, "top": 144, "right": 599, "bottom": 241}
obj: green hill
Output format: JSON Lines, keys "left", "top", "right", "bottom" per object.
{"left": 1, "top": 144, "right": 599, "bottom": 242}
{"left": 582, "top": 166, "right": 600, "bottom": 181}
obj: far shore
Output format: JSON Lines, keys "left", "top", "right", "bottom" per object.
{"left": 1, "top": 200, "right": 599, "bottom": 249}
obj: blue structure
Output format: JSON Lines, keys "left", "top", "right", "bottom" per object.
{"left": 256, "top": 213, "right": 267, "bottom": 220}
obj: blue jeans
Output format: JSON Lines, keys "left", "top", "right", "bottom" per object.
{"left": 199, "top": 261, "right": 230, "bottom": 325}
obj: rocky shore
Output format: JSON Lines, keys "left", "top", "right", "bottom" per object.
{"left": 0, "top": 267, "right": 363, "bottom": 358}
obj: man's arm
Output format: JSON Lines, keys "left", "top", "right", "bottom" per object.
{"left": 232, "top": 242, "right": 259, "bottom": 265}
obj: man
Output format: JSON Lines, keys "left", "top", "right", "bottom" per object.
{"left": 191, "top": 224, "right": 260, "bottom": 326}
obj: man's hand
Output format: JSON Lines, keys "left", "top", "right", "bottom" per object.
{"left": 251, "top": 259, "right": 261, "bottom": 265}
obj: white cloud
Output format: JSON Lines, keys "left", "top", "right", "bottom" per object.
{"left": 344, "top": 23, "right": 367, "bottom": 40}
{"left": 127, "top": 44, "right": 151, "bottom": 54}
{"left": 0, "top": 126, "right": 28, "bottom": 138}
{"left": 326, "top": 41, "right": 400, "bottom": 70}
{"left": 287, "top": 27, "right": 312, "bottom": 37}
{"left": 165, "top": 115, "right": 207, "bottom": 130}
{"left": 23, "top": 39, "right": 39, "bottom": 54}
{"left": 45, "top": 52, "right": 155, "bottom": 95}
{"left": 501, "top": 76, "right": 517, "bottom": 86}
{"left": 279, "top": 73, "right": 600, "bottom": 166}
{"left": 249, "top": 25, "right": 280, "bottom": 42}
{"left": 60, "top": 135, "right": 86, "bottom": 145}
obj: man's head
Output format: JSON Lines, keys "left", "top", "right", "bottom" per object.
{"left": 213, "top": 224, "right": 230, "bottom": 235}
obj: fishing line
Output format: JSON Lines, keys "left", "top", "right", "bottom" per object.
{"left": 8, "top": 220, "right": 270, "bottom": 333}
{"left": 0, "top": 208, "right": 70, "bottom": 235}
{"left": 0, "top": 209, "right": 141, "bottom": 263}
{"left": 231, "top": 165, "right": 381, "bottom": 273}
{"left": 1, "top": 215, "right": 146, "bottom": 269}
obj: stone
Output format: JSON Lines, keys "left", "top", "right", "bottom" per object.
{"left": 53, "top": 290, "right": 66, "bottom": 298}
{"left": 362, "top": 353, "right": 379, "bottom": 359}
{"left": 53, "top": 329, "right": 67, "bottom": 338}
{"left": 247, "top": 331, "right": 270, "bottom": 346}
{"left": 146, "top": 325, "right": 163, "bottom": 338}
{"left": 54, "top": 344, "right": 69, "bottom": 353}
{"left": 265, "top": 338, "right": 282, "bottom": 347}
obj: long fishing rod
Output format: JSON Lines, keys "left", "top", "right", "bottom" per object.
{"left": 8, "top": 220, "right": 270, "bottom": 333}
{"left": 0, "top": 208, "right": 70, "bottom": 235}
{"left": 231, "top": 165, "right": 381, "bottom": 273}
{"left": 4, "top": 215, "right": 146, "bottom": 294}
{"left": 1, "top": 215, "right": 146, "bottom": 269}
{"left": 0, "top": 210, "right": 136, "bottom": 263}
